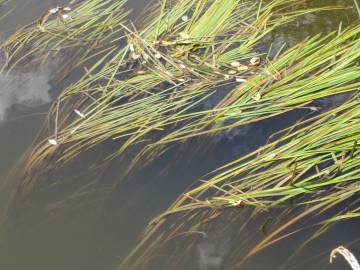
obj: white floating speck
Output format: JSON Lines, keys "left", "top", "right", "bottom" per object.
{"left": 230, "top": 61, "right": 241, "bottom": 67}
{"left": 179, "top": 64, "right": 186, "bottom": 69}
{"left": 48, "top": 7, "right": 59, "bottom": 14}
{"left": 48, "top": 139, "right": 58, "bottom": 145}
{"left": 74, "top": 109, "right": 85, "bottom": 118}
{"left": 63, "top": 7, "right": 72, "bottom": 11}
{"left": 129, "top": 43, "right": 135, "bottom": 52}
{"left": 235, "top": 78, "right": 247, "bottom": 83}
{"left": 132, "top": 53, "right": 140, "bottom": 60}
{"left": 61, "top": 14, "right": 70, "bottom": 20}
{"left": 155, "top": 52, "right": 162, "bottom": 59}
{"left": 181, "top": 15, "right": 189, "bottom": 22}
{"left": 309, "top": 106, "right": 319, "bottom": 111}
{"left": 249, "top": 56, "right": 261, "bottom": 66}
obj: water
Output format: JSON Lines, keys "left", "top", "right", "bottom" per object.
{"left": 0, "top": 1, "right": 359, "bottom": 270}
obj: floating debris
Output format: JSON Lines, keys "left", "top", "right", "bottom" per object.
{"left": 231, "top": 62, "right": 250, "bottom": 71}
{"left": 48, "top": 139, "right": 58, "bottom": 145}
{"left": 129, "top": 43, "right": 135, "bottom": 52}
{"left": 237, "top": 64, "right": 249, "bottom": 71}
{"left": 61, "top": 14, "right": 70, "bottom": 20}
{"left": 181, "top": 15, "right": 189, "bottom": 22}
{"left": 74, "top": 109, "right": 85, "bottom": 118}
{"left": 309, "top": 106, "right": 319, "bottom": 111}
{"left": 231, "top": 199, "right": 246, "bottom": 208}
{"left": 230, "top": 61, "right": 241, "bottom": 67}
{"left": 330, "top": 246, "right": 360, "bottom": 270}
{"left": 235, "top": 78, "right": 247, "bottom": 83}
{"left": 38, "top": 5, "right": 72, "bottom": 28}
{"left": 49, "top": 7, "right": 60, "bottom": 14}
{"left": 249, "top": 56, "right": 261, "bottom": 66}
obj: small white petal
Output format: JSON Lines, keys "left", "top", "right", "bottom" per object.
{"left": 236, "top": 78, "right": 247, "bottom": 83}
{"left": 181, "top": 15, "right": 189, "bottom": 22}
{"left": 250, "top": 56, "right": 261, "bottom": 66}
{"left": 49, "top": 7, "right": 59, "bottom": 14}
{"left": 129, "top": 43, "right": 135, "bottom": 52}
{"left": 48, "top": 139, "right": 58, "bottom": 145}
{"left": 62, "top": 14, "right": 70, "bottom": 20}
{"left": 230, "top": 61, "right": 241, "bottom": 67}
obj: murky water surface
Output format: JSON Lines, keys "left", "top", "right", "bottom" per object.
{"left": 0, "top": 1, "right": 359, "bottom": 270}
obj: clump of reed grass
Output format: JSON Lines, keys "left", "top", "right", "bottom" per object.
{"left": 0, "top": 0, "right": 129, "bottom": 81}
{"left": 6, "top": 0, "right": 355, "bottom": 196}
{"left": 118, "top": 94, "right": 359, "bottom": 270}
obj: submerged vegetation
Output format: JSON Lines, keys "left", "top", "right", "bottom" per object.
{"left": 0, "top": 0, "right": 359, "bottom": 269}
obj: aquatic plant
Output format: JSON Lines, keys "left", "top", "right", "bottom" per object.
{"left": 5, "top": 0, "right": 355, "bottom": 195}
{"left": 118, "top": 94, "right": 359, "bottom": 270}
{"left": 0, "top": 0, "right": 129, "bottom": 80}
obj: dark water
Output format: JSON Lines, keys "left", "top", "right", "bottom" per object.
{"left": 0, "top": 1, "right": 359, "bottom": 270}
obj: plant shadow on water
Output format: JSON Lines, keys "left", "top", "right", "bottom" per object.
{"left": 0, "top": 0, "right": 359, "bottom": 270}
